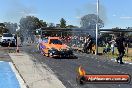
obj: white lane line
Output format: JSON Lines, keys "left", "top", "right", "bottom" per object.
{"left": 0, "top": 61, "right": 5, "bottom": 62}
{"left": 111, "top": 58, "right": 132, "bottom": 65}
{"left": 9, "top": 62, "right": 27, "bottom": 88}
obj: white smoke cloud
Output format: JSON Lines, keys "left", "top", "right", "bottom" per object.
{"left": 75, "top": 16, "right": 81, "bottom": 19}
{"left": 4, "top": 0, "right": 38, "bottom": 23}
{"left": 76, "top": 3, "right": 107, "bottom": 24}
{"left": 120, "top": 16, "right": 132, "bottom": 19}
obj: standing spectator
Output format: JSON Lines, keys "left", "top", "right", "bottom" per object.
{"left": 115, "top": 33, "right": 125, "bottom": 64}
{"left": 38, "top": 35, "right": 42, "bottom": 43}
{"left": 31, "top": 35, "right": 35, "bottom": 43}
{"left": 14, "top": 34, "right": 17, "bottom": 46}
{"left": 80, "top": 36, "right": 84, "bottom": 48}
{"left": 110, "top": 37, "right": 116, "bottom": 55}
{"left": 83, "top": 36, "right": 89, "bottom": 53}
{"left": 20, "top": 35, "right": 24, "bottom": 45}
{"left": 103, "top": 42, "right": 111, "bottom": 53}
{"left": 87, "top": 35, "right": 93, "bottom": 53}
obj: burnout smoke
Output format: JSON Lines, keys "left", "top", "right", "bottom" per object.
{"left": 71, "top": 2, "right": 107, "bottom": 48}
{"left": 3, "top": 0, "right": 38, "bottom": 43}
{"left": 83, "top": 3, "right": 107, "bottom": 24}
{"left": 4, "top": 0, "right": 37, "bottom": 22}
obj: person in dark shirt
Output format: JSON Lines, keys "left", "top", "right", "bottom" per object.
{"left": 87, "top": 35, "right": 93, "bottom": 53}
{"left": 14, "top": 34, "right": 17, "bottom": 46}
{"left": 115, "top": 33, "right": 125, "bottom": 64}
{"left": 20, "top": 35, "right": 24, "bottom": 45}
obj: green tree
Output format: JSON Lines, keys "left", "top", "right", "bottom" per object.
{"left": 0, "top": 23, "right": 5, "bottom": 27}
{"left": 39, "top": 20, "right": 47, "bottom": 27}
{"left": 48, "top": 23, "right": 55, "bottom": 28}
{"left": 66, "top": 25, "right": 79, "bottom": 28}
{"left": 19, "top": 16, "right": 43, "bottom": 40}
{"left": 0, "top": 23, "right": 8, "bottom": 34}
{"left": 19, "top": 16, "right": 43, "bottom": 31}
{"left": 4, "top": 22, "right": 18, "bottom": 34}
{"left": 60, "top": 18, "right": 66, "bottom": 28}
{"left": 80, "top": 14, "right": 104, "bottom": 29}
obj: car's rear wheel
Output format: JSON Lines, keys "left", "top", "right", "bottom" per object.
{"left": 47, "top": 50, "right": 53, "bottom": 57}
{"left": 10, "top": 43, "right": 16, "bottom": 47}
{"left": 45, "top": 53, "right": 49, "bottom": 57}
{"left": 43, "top": 50, "right": 49, "bottom": 57}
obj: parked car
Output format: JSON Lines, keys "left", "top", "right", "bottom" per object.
{"left": 0, "top": 33, "right": 16, "bottom": 47}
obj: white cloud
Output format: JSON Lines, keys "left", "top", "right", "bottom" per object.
{"left": 28, "top": 13, "right": 39, "bottom": 16}
{"left": 120, "top": 16, "right": 132, "bottom": 19}
{"left": 17, "top": 11, "right": 39, "bottom": 17}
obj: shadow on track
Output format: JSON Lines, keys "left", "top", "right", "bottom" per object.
{"left": 53, "top": 56, "right": 78, "bottom": 59}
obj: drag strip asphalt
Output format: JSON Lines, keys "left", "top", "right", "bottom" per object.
{"left": 23, "top": 45, "right": 132, "bottom": 88}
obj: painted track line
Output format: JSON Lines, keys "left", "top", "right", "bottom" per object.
{"left": 9, "top": 62, "right": 27, "bottom": 88}
{"left": 111, "top": 58, "right": 132, "bottom": 65}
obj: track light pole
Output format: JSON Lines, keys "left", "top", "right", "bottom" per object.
{"left": 95, "top": 0, "right": 99, "bottom": 55}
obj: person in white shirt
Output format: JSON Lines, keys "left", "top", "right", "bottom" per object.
{"left": 110, "top": 38, "right": 116, "bottom": 55}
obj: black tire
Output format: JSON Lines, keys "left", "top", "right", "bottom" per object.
{"left": 48, "top": 50, "right": 53, "bottom": 57}
{"left": 1, "top": 43, "right": 3, "bottom": 47}
{"left": 10, "top": 43, "right": 16, "bottom": 47}
{"left": 1, "top": 43, "right": 6, "bottom": 47}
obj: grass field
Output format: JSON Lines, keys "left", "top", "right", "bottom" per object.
{"left": 98, "top": 47, "right": 132, "bottom": 62}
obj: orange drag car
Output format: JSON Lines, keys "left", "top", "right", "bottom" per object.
{"left": 38, "top": 37, "right": 73, "bottom": 58}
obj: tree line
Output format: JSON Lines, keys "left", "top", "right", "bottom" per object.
{"left": 0, "top": 16, "right": 79, "bottom": 35}
{"left": 0, "top": 14, "right": 131, "bottom": 38}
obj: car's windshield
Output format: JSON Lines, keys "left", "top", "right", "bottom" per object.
{"left": 3, "top": 34, "right": 13, "bottom": 37}
{"left": 50, "top": 39, "right": 62, "bottom": 45}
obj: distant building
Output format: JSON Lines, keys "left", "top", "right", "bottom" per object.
{"left": 40, "top": 27, "right": 96, "bottom": 38}
{"left": 56, "top": 24, "right": 60, "bottom": 28}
